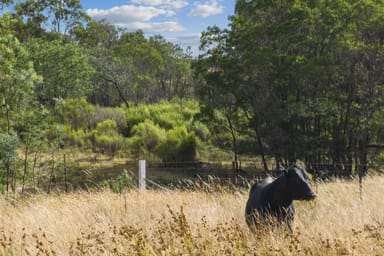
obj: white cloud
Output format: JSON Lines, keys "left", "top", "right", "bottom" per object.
{"left": 117, "top": 21, "right": 185, "bottom": 32}
{"left": 131, "top": 0, "right": 189, "bottom": 9}
{"left": 86, "top": 5, "right": 185, "bottom": 33}
{"left": 86, "top": 5, "right": 175, "bottom": 23}
{"left": 188, "top": 0, "right": 224, "bottom": 18}
{"left": 176, "top": 33, "right": 201, "bottom": 43}
{"left": 171, "top": 33, "right": 202, "bottom": 56}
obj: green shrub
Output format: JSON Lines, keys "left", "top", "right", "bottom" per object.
{"left": 175, "top": 133, "right": 197, "bottom": 162}
{"left": 190, "top": 121, "right": 210, "bottom": 142}
{"left": 94, "top": 119, "right": 118, "bottom": 136}
{"left": 91, "top": 120, "right": 126, "bottom": 156}
{"left": 128, "top": 120, "right": 166, "bottom": 157}
{"left": 150, "top": 107, "right": 177, "bottom": 129}
{"left": 125, "top": 107, "right": 151, "bottom": 137}
{"left": 54, "top": 98, "right": 94, "bottom": 130}
{"left": 0, "top": 133, "right": 19, "bottom": 191}
{"left": 94, "top": 134, "right": 125, "bottom": 156}
{"left": 125, "top": 99, "right": 201, "bottom": 135}
{"left": 101, "top": 169, "right": 134, "bottom": 193}
{"left": 154, "top": 126, "right": 197, "bottom": 162}
{"left": 64, "top": 126, "right": 90, "bottom": 147}
{"left": 91, "top": 106, "right": 127, "bottom": 135}
{"left": 0, "top": 133, "right": 20, "bottom": 163}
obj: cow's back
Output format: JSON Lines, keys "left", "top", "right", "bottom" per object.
{"left": 245, "top": 177, "right": 273, "bottom": 225}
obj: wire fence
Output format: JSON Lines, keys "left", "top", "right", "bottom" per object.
{"left": 131, "top": 160, "right": 384, "bottom": 201}
{"left": 27, "top": 158, "right": 382, "bottom": 194}
{"left": 138, "top": 160, "right": 381, "bottom": 191}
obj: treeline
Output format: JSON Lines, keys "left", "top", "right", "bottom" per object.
{"left": 2, "top": 0, "right": 384, "bottom": 192}
{"left": 0, "top": 0, "right": 199, "bottom": 192}
{"left": 195, "top": 0, "right": 384, "bottom": 173}
{"left": 1, "top": 0, "right": 194, "bottom": 107}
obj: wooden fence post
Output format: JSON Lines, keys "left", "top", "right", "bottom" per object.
{"left": 138, "top": 160, "right": 146, "bottom": 191}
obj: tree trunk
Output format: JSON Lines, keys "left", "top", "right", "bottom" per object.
{"left": 22, "top": 143, "right": 29, "bottom": 193}
{"left": 103, "top": 77, "right": 130, "bottom": 108}
{"left": 225, "top": 113, "right": 239, "bottom": 171}
{"left": 255, "top": 126, "right": 269, "bottom": 173}
{"left": 48, "top": 151, "right": 55, "bottom": 193}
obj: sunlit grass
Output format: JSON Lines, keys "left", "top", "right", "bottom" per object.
{"left": 1, "top": 176, "right": 383, "bottom": 255}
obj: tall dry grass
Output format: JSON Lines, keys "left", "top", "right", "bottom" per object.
{"left": 0, "top": 176, "right": 383, "bottom": 255}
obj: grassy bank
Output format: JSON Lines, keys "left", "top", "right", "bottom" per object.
{"left": 1, "top": 176, "right": 383, "bottom": 255}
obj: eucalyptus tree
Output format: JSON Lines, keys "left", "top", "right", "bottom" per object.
{"left": 0, "top": 13, "right": 40, "bottom": 134}
{"left": 0, "top": 13, "right": 42, "bottom": 191}
{"left": 88, "top": 29, "right": 194, "bottom": 107}
{"left": 115, "top": 30, "right": 161, "bottom": 105}
{"left": 337, "top": 0, "right": 384, "bottom": 172}
{"left": 196, "top": 0, "right": 384, "bottom": 171}
{"left": 150, "top": 35, "right": 194, "bottom": 101}
{"left": 88, "top": 44, "right": 135, "bottom": 107}
{"left": 14, "top": 0, "right": 86, "bottom": 36}
{"left": 0, "top": 0, "right": 13, "bottom": 10}
{"left": 70, "top": 19, "right": 119, "bottom": 49}
{"left": 30, "top": 39, "right": 95, "bottom": 106}
{"left": 196, "top": 25, "right": 256, "bottom": 170}
{"left": 88, "top": 30, "right": 162, "bottom": 107}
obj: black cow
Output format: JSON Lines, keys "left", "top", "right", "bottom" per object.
{"left": 245, "top": 164, "right": 316, "bottom": 230}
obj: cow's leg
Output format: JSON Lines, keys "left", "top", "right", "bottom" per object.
{"left": 283, "top": 206, "right": 295, "bottom": 232}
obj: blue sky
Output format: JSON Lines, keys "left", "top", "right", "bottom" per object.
{"left": 81, "top": 0, "right": 236, "bottom": 55}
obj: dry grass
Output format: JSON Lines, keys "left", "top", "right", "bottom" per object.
{"left": 1, "top": 176, "right": 384, "bottom": 255}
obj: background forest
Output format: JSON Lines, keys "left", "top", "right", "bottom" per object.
{"left": 2, "top": 0, "right": 384, "bottom": 193}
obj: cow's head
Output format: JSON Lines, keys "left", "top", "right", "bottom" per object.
{"left": 284, "top": 164, "right": 316, "bottom": 201}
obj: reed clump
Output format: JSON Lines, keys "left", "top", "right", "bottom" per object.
{"left": 1, "top": 176, "right": 383, "bottom": 255}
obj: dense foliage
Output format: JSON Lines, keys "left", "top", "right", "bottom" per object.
{"left": 1, "top": 0, "right": 384, "bottom": 192}
{"left": 196, "top": 0, "right": 384, "bottom": 173}
{"left": 0, "top": 0, "right": 197, "bottom": 192}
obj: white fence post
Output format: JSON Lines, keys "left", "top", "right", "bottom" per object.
{"left": 138, "top": 160, "right": 146, "bottom": 191}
